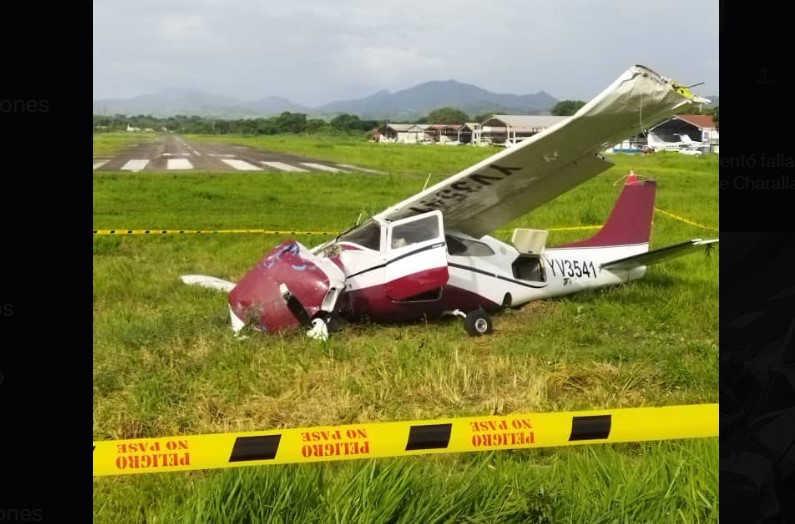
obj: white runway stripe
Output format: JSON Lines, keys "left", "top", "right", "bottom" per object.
{"left": 261, "top": 161, "right": 309, "bottom": 172}
{"left": 221, "top": 159, "right": 262, "bottom": 171}
{"left": 121, "top": 159, "right": 149, "bottom": 172}
{"left": 338, "top": 164, "right": 381, "bottom": 174}
{"left": 167, "top": 158, "right": 193, "bottom": 170}
{"left": 300, "top": 163, "right": 344, "bottom": 173}
{"left": 93, "top": 161, "right": 108, "bottom": 170}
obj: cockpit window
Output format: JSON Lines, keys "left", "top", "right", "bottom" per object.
{"left": 446, "top": 235, "right": 495, "bottom": 256}
{"left": 337, "top": 220, "right": 381, "bottom": 251}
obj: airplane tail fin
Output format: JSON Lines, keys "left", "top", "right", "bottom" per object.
{"left": 558, "top": 175, "right": 657, "bottom": 248}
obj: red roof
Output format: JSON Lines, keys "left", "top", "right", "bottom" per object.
{"left": 675, "top": 114, "right": 716, "bottom": 129}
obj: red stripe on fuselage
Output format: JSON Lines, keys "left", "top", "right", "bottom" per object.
{"left": 386, "top": 266, "right": 449, "bottom": 301}
{"left": 343, "top": 283, "right": 500, "bottom": 323}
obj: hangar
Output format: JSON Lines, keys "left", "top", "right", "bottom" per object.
{"left": 648, "top": 114, "right": 719, "bottom": 152}
{"left": 479, "top": 115, "right": 569, "bottom": 145}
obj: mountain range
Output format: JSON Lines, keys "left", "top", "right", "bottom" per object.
{"left": 93, "top": 80, "right": 560, "bottom": 120}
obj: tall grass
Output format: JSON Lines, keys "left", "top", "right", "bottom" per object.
{"left": 93, "top": 139, "right": 718, "bottom": 522}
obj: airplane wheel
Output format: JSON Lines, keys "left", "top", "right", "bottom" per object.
{"left": 464, "top": 309, "right": 493, "bottom": 336}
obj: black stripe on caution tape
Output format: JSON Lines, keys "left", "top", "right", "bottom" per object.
{"left": 569, "top": 415, "right": 612, "bottom": 441}
{"left": 405, "top": 423, "right": 453, "bottom": 451}
{"left": 229, "top": 435, "right": 282, "bottom": 462}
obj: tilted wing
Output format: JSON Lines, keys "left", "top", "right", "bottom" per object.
{"left": 601, "top": 239, "right": 719, "bottom": 270}
{"left": 372, "top": 65, "right": 701, "bottom": 238}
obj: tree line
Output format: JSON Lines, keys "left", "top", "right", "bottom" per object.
{"left": 93, "top": 101, "right": 717, "bottom": 135}
{"left": 92, "top": 112, "right": 382, "bottom": 135}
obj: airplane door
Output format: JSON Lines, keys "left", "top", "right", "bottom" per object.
{"left": 385, "top": 211, "right": 449, "bottom": 301}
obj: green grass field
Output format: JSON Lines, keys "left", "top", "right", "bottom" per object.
{"left": 93, "top": 131, "right": 156, "bottom": 157}
{"left": 93, "top": 136, "right": 718, "bottom": 523}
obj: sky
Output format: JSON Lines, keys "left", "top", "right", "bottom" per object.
{"left": 93, "top": 0, "right": 718, "bottom": 106}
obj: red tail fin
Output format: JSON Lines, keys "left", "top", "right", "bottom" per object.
{"left": 559, "top": 177, "right": 657, "bottom": 248}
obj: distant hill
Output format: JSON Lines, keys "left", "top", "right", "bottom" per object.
{"left": 92, "top": 88, "right": 310, "bottom": 118}
{"left": 314, "top": 80, "right": 558, "bottom": 120}
{"left": 93, "top": 81, "right": 558, "bottom": 120}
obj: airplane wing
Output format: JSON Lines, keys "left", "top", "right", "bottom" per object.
{"left": 372, "top": 65, "right": 701, "bottom": 238}
{"left": 601, "top": 239, "right": 718, "bottom": 270}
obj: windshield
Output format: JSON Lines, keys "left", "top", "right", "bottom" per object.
{"left": 337, "top": 220, "right": 382, "bottom": 251}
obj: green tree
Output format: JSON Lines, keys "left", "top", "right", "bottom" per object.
{"left": 426, "top": 107, "right": 469, "bottom": 124}
{"left": 275, "top": 112, "right": 307, "bottom": 133}
{"left": 551, "top": 100, "right": 586, "bottom": 116}
{"left": 330, "top": 113, "right": 362, "bottom": 132}
{"left": 306, "top": 118, "right": 330, "bottom": 134}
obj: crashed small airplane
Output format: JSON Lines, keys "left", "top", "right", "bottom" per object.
{"left": 183, "top": 65, "right": 717, "bottom": 340}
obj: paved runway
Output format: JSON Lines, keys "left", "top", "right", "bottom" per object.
{"left": 93, "top": 134, "right": 381, "bottom": 174}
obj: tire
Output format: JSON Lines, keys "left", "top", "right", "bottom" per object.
{"left": 464, "top": 309, "right": 493, "bottom": 336}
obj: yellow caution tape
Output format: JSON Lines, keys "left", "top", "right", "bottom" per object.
{"left": 92, "top": 229, "right": 339, "bottom": 236}
{"left": 546, "top": 225, "right": 602, "bottom": 232}
{"left": 93, "top": 404, "right": 717, "bottom": 476}
{"left": 653, "top": 208, "right": 718, "bottom": 232}
{"left": 93, "top": 209, "right": 714, "bottom": 237}
{"left": 93, "top": 226, "right": 602, "bottom": 236}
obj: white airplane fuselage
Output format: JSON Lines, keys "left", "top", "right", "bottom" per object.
{"left": 329, "top": 232, "right": 647, "bottom": 323}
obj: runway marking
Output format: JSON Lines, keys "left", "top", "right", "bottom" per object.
{"left": 209, "top": 153, "right": 236, "bottom": 158}
{"left": 300, "top": 163, "right": 344, "bottom": 173}
{"left": 93, "top": 161, "right": 108, "bottom": 171}
{"left": 167, "top": 158, "right": 193, "bottom": 170}
{"left": 191, "top": 149, "right": 202, "bottom": 156}
{"left": 261, "top": 161, "right": 309, "bottom": 172}
{"left": 120, "top": 159, "right": 150, "bottom": 172}
{"left": 221, "top": 159, "right": 262, "bottom": 171}
{"left": 338, "top": 164, "right": 382, "bottom": 174}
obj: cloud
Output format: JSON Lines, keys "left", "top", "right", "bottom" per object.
{"left": 156, "top": 14, "right": 205, "bottom": 42}
{"left": 339, "top": 43, "right": 444, "bottom": 86}
{"left": 93, "top": 0, "right": 718, "bottom": 102}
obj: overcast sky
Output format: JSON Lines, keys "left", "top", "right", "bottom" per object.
{"left": 93, "top": 0, "right": 718, "bottom": 105}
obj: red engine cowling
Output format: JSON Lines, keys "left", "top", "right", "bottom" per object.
{"left": 229, "top": 241, "right": 345, "bottom": 333}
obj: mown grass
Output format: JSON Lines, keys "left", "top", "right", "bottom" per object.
{"left": 93, "top": 138, "right": 718, "bottom": 523}
{"left": 93, "top": 132, "right": 156, "bottom": 157}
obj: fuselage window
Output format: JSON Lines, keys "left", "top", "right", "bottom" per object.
{"left": 512, "top": 256, "right": 546, "bottom": 282}
{"left": 446, "top": 236, "right": 495, "bottom": 256}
